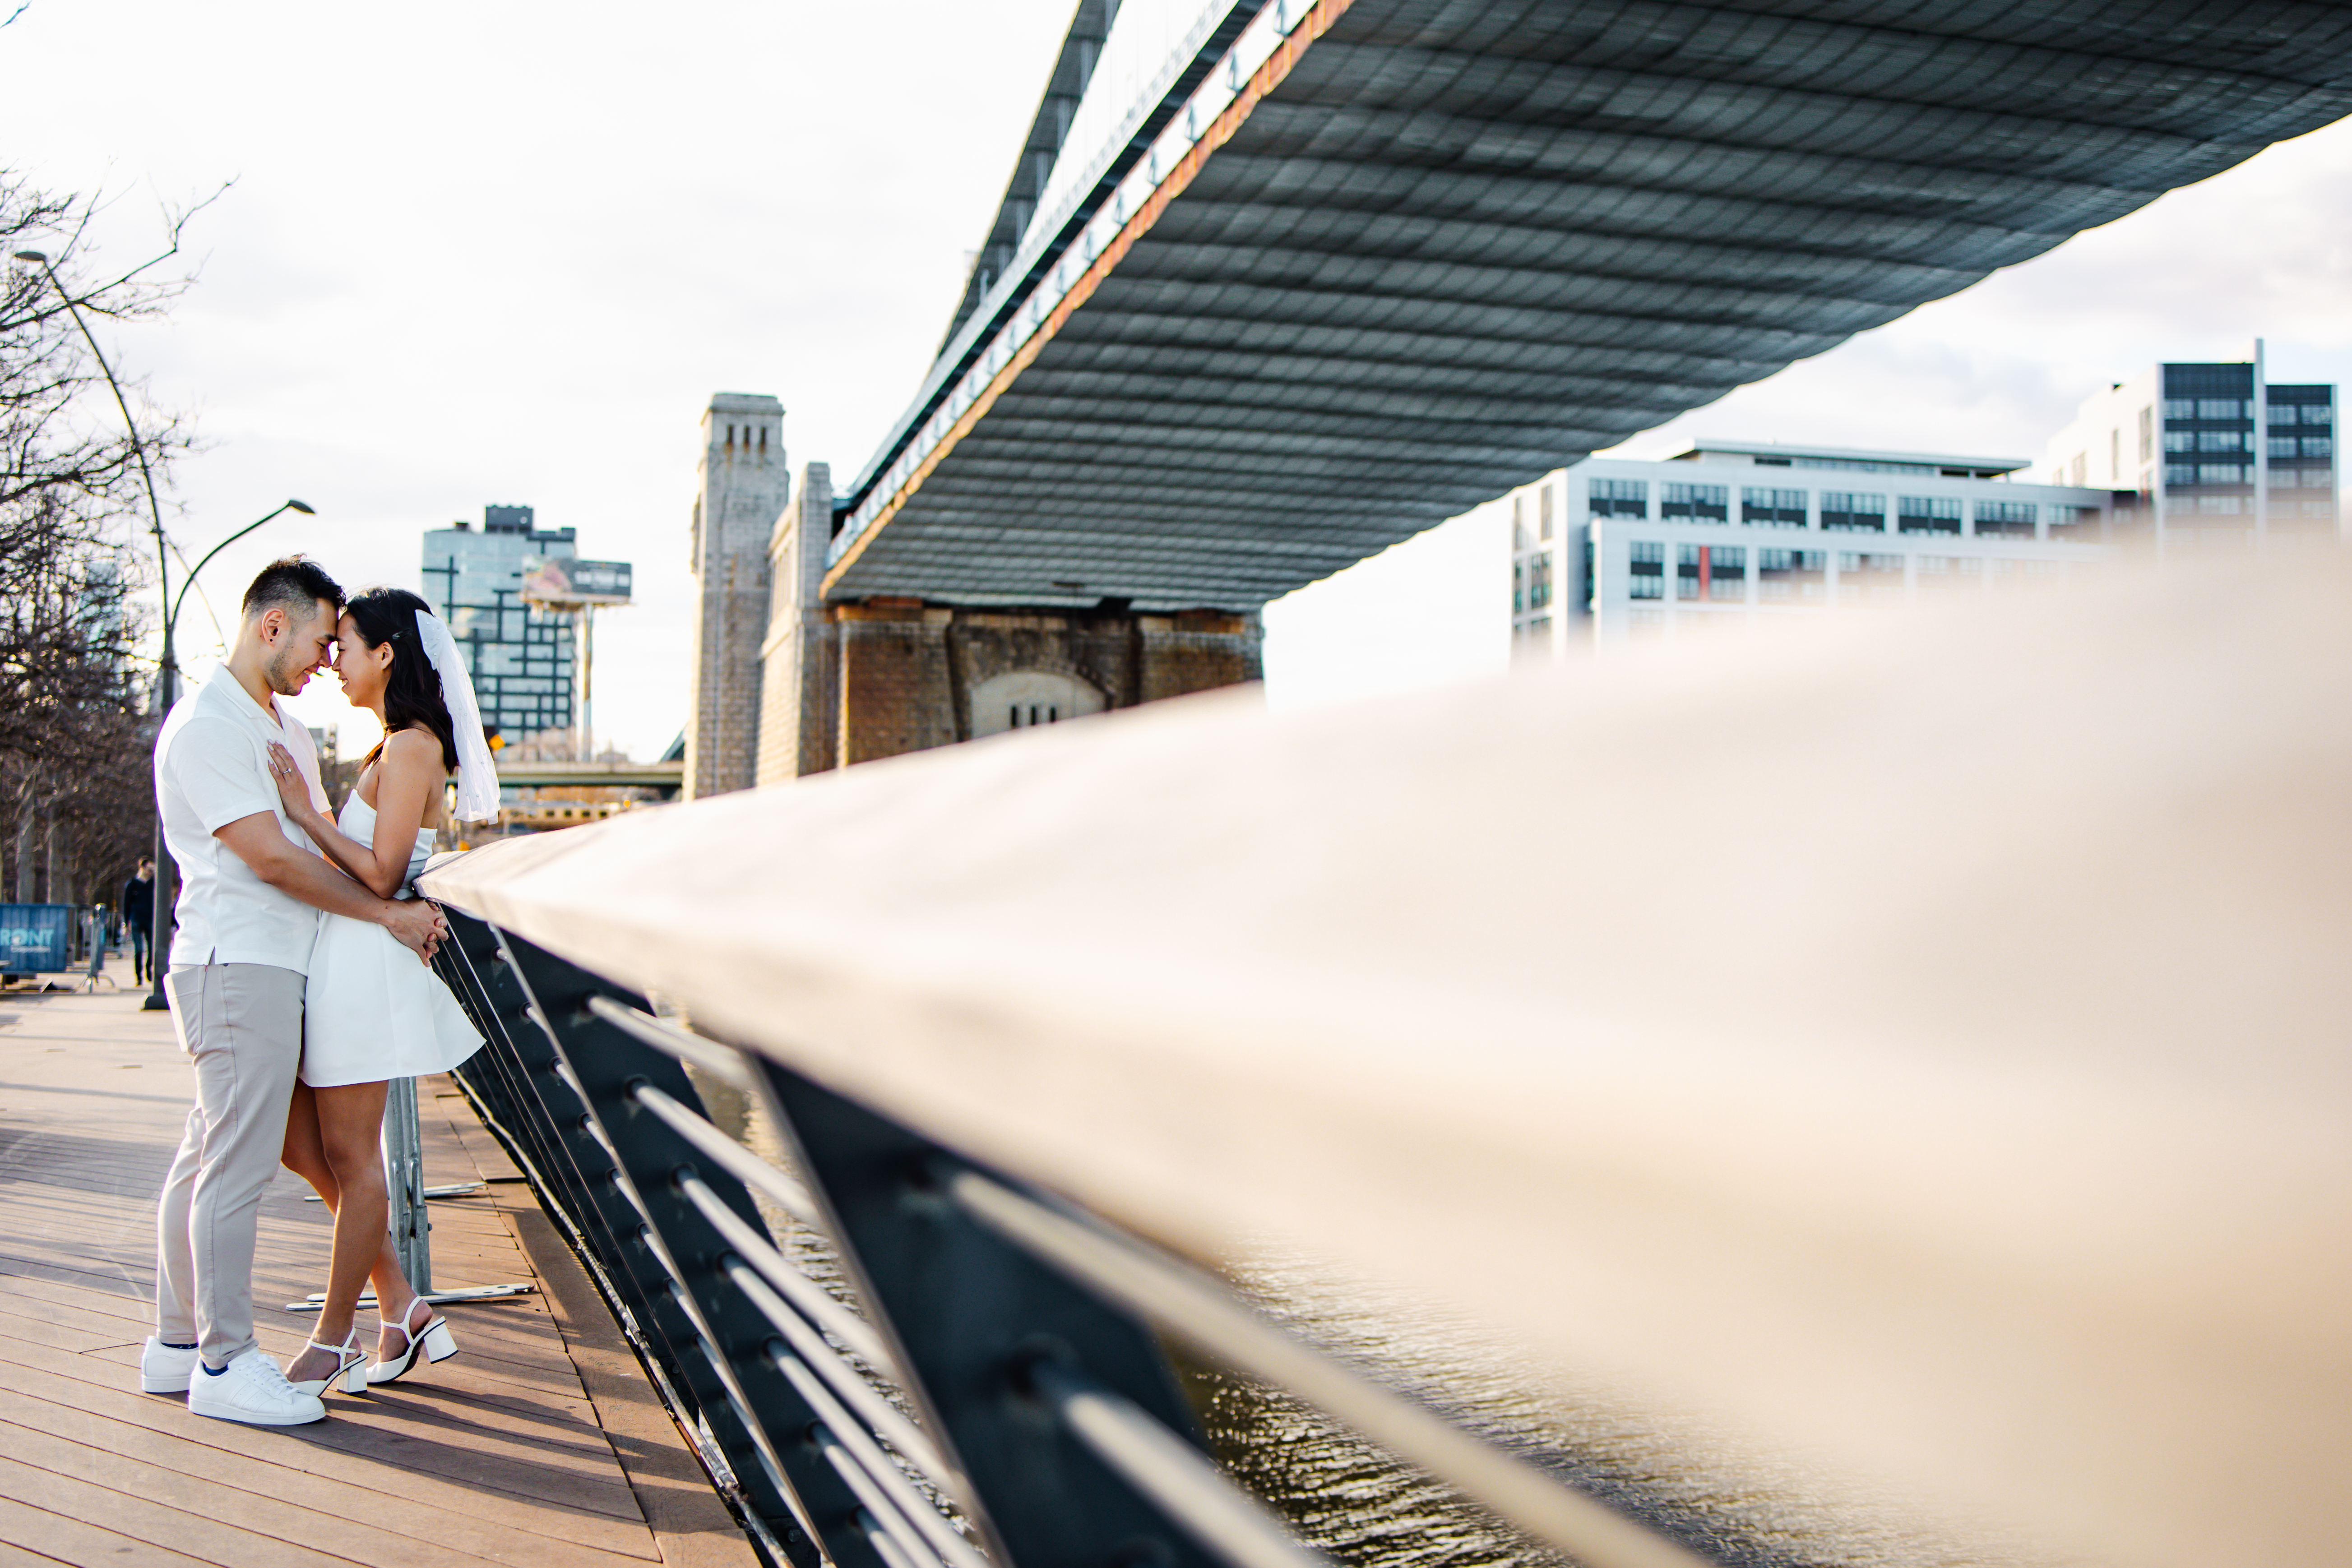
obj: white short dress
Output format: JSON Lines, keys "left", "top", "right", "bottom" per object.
{"left": 300, "top": 793, "right": 482, "bottom": 1088}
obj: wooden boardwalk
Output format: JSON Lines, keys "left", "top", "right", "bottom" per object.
{"left": 0, "top": 986, "right": 759, "bottom": 1568}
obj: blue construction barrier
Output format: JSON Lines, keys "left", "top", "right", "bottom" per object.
{"left": 0, "top": 904, "right": 76, "bottom": 975}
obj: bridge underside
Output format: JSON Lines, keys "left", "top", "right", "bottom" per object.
{"left": 829, "top": 0, "right": 2352, "bottom": 611}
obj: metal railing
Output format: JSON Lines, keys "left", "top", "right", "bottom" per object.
{"left": 423, "top": 909, "right": 1711, "bottom": 1568}
{"left": 418, "top": 554, "right": 2352, "bottom": 1568}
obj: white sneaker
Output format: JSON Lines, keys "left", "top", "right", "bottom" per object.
{"left": 186, "top": 1347, "right": 326, "bottom": 1426}
{"left": 139, "top": 1337, "right": 199, "bottom": 1394}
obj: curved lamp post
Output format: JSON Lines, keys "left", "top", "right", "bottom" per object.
{"left": 14, "top": 248, "right": 313, "bottom": 1009}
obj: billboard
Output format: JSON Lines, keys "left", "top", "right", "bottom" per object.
{"left": 0, "top": 904, "right": 73, "bottom": 973}
{"left": 521, "top": 556, "right": 632, "bottom": 606}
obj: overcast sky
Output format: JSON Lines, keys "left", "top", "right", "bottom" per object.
{"left": 7, "top": 2, "right": 2349, "bottom": 752}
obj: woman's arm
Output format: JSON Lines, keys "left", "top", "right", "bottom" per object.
{"left": 266, "top": 730, "right": 444, "bottom": 899}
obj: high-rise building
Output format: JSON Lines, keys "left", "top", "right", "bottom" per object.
{"left": 1508, "top": 443, "right": 2123, "bottom": 655}
{"left": 420, "top": 504, "right": 579, "bottom": 744}
{"left": 2039, "top": 346, "right": 2337, "bottom": 549}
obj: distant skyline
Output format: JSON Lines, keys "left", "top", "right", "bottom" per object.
{"left": 5, "top": 1, "right": 2348, "bottom": 751}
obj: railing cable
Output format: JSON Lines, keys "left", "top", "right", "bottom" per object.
{"left": 1027, "top": 1357, "right": 1328, "bottom": 1568}
{"left": 745, "top": 1289, "right": 989, "bottom": 1568}
{"left": 819, "top": 1425, "right": 956, "bottom": 1568}
{"left": 949, "top": 1169, "right": 1713, "bottom": 1568}
{"left": 590, "top": 994, "right": 759, "bottom": 1091}
{"left": 713, "top": 1247, "right": 960, "bottom": 1485}
{"left": 665, "top": 1161, "right": 900, "bottom": 1372}
{"left": 631, "top": 1076, "right": 824, "bottom": 1225}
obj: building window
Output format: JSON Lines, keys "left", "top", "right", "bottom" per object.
{"left": 1539, "top": 486, "right": 1554, "bottom": 541}
{"left": 1512, "top": 560, "right": 1524, "bottom": 613}
{"left": 1897, "top": 495, "right": 1962, "bottom": 535}
{"left": 1676, "top": 544, "right": 1700, "bottom": 599}
{"left": 2269, "top": 435, "right": 2300, "bottom": 459}
{"left": 2070, "top": 453, "right": 2086, "bottom": 485}
{"left": 2162, "top": 430, "right": 2195, "bottom": 453}
{"left": 1661, "top": 482, "right": 1729, "bottom": 523}
{"left": 1529, "top": 552, "right": 1552, "bottom": 609}
{"left": 1708, "top": 546, "right": 1746, "bottom": 602}
{"left": 2197, "top": 463, "right": 2248, "bottom": 485}
{"left": 1818, "top": 491, "right": 1885, "bottom": 532}
{"left": 2196, "top": 495, "right": 2244, "bottom": 515}
{"left": 1756, "top": 547, "right": 1825, "bottom": 601}
{"left": 2163, "top": 463, "right": 2198, "bottom": 486}
{"left": 1915, "top": 555, "right": 1982, "bottom": 592}
{"left": 1513, "top": 496, "right": 1530, "bottom": 551}
{"left": 2138, "top": 407, "right": 2153, "bottom": 463}
{"left": 2162, "top": 399, "right": 2197, "bottom": 421}
{"left": 2108, "top": 429, "right": 2119, "bottom": 480}
{"left": 2047, "top": 505, "right": 2095, "bottom": 540}
{"left": 1590, "top": 479, "right": 1647, "bottom": 518}
{"left": 2197, "top": 398, "right": 2250, "bottom": 420}
{"left": 1838, "top": 552, "right": 1904, "bottom": 604}
{"left": 1629, "top": 538, "right": 1665, "bottom": 598}
{"left": 2196, "top": 430, "right": 2246, "bottom": 453}
{"left": 2305, "top": 436, "right": 2335, "bottom": 458}
{"left": 1740, "top": 487, "right": 1806, "bottom": 527}
{"left": 1973, "top": 500, "right": 2037, "bottom": 538}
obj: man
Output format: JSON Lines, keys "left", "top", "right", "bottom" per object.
{"left": 142, "top": 557, "right": 447, "bottom": 1427}
{"left": 120, "top": 856, "right": 155, "bottom": 985}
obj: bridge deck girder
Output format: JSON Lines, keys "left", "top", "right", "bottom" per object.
{"left": 828, "top": 0, "right": 2352, "bottom": 611}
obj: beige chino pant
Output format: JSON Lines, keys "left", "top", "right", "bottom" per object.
{"left": 155, "top": 962, "right": 305, "bottom": 1367}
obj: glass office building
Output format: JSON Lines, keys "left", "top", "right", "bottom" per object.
{"left": 420, "top": 504, "right": 577, "bottom": 743}
{"left": 2040, "top": 346, "right": 2336, "bottom": 547}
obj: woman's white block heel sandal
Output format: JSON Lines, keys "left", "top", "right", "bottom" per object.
{"left": 290, "top": 1326, "right": 368, "bottom": 1397}
{"left": 366, "top": 1297, "right": 459, "bottom": 1386}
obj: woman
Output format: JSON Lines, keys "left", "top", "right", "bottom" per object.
{"left": 266, "top": 587, "right": 500, "bottom": 1397}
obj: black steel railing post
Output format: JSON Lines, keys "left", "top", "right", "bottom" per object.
{"left": 431, "top": 915, "right": 822, "bottom": 1566}
{"left": 749, "top": 1055, "right": 1230, "bottom": 1568}
{"left": 492, "top": 930, "right": 893, "bottom": 1568}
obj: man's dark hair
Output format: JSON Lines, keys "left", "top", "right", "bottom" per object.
{"left": 242, "top": 555, "right": 345, "bottom": 623}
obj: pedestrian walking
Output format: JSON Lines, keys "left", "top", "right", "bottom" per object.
{"left": 121, "top": 856, "right": 155, "bottom": 984}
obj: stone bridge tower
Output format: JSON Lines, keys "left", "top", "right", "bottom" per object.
{"left": 683, "top": 393, "right": 790, "bottom": 800}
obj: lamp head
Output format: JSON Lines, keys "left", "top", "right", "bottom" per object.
{"left": 12, "top": 250, "right": 49, "bottom": 265}
{"left": 286, "top": 500, "right": 315, "bottom": 515}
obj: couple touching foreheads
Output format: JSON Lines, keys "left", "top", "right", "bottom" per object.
{"left": 143, "top": 556, "right": 497, "bottom": 1427}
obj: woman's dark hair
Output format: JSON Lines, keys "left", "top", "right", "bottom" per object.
{"left": 345, "top": 587, "right": 459, "bottom": 772}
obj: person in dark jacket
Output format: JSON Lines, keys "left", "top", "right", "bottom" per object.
{"left": 122, "top": 856, "right": 155, "bottom": 983}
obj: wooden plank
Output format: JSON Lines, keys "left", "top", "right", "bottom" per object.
{"left": 0, "top": 1493, "right": 216, "bottom": 1568}
{"left": 0, "top": 1450, "right": 353, "bottom": 1568}
{"left": 0, "top": 1403, "right": 653, "bottom": 1568}
{"left": 0, "top": 990, "right": 756, "bottom": 1568}
{"left": 0, "top": 1343, "right": 659, "bottom": 1561}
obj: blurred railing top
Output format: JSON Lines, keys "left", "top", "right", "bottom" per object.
{"left": 423, "top": 555, "right": 2352, "bottom": 1568}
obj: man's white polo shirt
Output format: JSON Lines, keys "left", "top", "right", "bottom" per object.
{"left": 154, "top": 666, "right": 332, "bottom": 974}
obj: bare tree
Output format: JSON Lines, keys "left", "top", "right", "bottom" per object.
{"left": 0, "top": 174, "right": 209, "bottom": 913}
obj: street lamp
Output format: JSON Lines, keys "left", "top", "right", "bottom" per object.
{"left": 14, "top": 249, "right": 312, "bottom": 1009}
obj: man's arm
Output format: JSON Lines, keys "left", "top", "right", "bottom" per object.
{"left": 214, "top": 813, "right": 446, "bottom": 961}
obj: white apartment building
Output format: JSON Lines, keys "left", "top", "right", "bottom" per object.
{"left": 1509, "top": 442, "right": 2122, "bottom": 655}
{"left": 2039, "top": 345, "right": 2337, "bottom": 549}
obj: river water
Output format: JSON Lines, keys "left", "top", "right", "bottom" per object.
{"left": 684, "top": 1062, "right": 2038, "bottom": 1568}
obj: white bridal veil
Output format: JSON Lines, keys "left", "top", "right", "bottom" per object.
{"left": 412, "top": 609, "right": 501, "bottom": 823}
